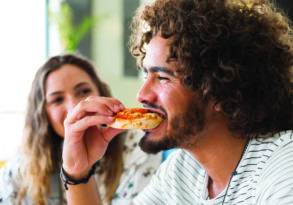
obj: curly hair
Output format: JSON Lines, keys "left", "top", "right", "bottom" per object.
{"left": 130, "top": 0, "right": 293, "bottom": 137}
{"left": 17, "top": 54, "right": 124, "bottom": 205}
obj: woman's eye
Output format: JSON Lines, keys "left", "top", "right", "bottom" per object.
{"left": 51, "top": 97, "right": 63, "bottom": 104}
{"left": 79, "top": 88, "right": 92, "bottom": 96}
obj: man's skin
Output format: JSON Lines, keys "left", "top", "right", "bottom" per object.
{"left": 62, "top": 35, "right": 247, "bottom": 204}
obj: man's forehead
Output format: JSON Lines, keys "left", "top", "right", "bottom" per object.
{"left": 142, "top": 35, "right": 179, "bottom": 74}
{"left": 144, "top": 35, "right": 171, "bottom": 58}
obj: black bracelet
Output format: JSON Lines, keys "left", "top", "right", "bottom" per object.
{"left": 60, "top": 162, "right": 99, "bottom": 190}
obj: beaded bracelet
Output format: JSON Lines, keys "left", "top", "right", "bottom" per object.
{"left": 60, "top": 162, "right": 98, "bottom": 190}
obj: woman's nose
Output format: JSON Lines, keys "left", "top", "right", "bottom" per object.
{"left": 66, "top": 97, "right": 79, "bottom": 113}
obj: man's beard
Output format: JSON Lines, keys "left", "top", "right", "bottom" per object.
{"left": 139, "top": 97, "right": 206, "bottom": 154}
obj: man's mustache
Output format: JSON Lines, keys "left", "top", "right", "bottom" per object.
{"left": 141, "top": 101, "right": 167, "bottom": 116}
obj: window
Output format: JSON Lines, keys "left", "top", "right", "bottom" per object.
{"left": 0, "top": 0, "right": 47, "bottom": 160}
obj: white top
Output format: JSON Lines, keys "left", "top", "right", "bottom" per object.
{"left": 134, "top": 130, "right": 293, "bottom": 205}
{"left": 97, "top": 130, "right": 162, "bottom": 205}
{"left": 0, "top": 130, "right": 162, "bottom": 205}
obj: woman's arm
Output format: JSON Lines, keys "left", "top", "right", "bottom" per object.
{"left": 65, "top": 178, "right": 101, "bottom": 205}
{"left": 62, "top": 96, "right": 125, "bottom": 205}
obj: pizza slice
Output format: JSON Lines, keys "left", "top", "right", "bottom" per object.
{"left": 109, "top": 108, "right": 163, "bottom": 130}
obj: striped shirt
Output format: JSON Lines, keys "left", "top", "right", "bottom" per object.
{"left": 133, "top": 130, "right": 293, "bottom": 205}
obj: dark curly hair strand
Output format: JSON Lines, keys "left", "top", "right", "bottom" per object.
{"left": 130, "top": 0, "right": 293, "bottom": 137}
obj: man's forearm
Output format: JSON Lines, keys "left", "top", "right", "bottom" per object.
{"left": 65, "top": 177, "right": 101, "bottom": 205}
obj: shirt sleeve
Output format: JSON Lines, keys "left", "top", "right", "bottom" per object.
{"left": 256, "top": 137, "right": 293, "bottom": 205}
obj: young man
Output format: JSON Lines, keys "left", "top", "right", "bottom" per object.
{"left": 62, "top": 0, "right": 293, "bottom": 204}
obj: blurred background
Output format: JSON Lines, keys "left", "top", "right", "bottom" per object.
{"left": 0, "top": 0, "right": 292, "bottom": 162}
{"left": 0, "top": 0, "right": 152, "bottom": 162}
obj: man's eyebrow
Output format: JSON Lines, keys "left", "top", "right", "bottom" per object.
{"left": 144, "top": 66, "right": 176, "bottom": 76}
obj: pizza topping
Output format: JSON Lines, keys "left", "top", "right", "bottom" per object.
{"left": 115, "top": 108, "right": 153, "bottom": 119}
{"left": 109, "top": 107, "right": 164, "bottom": 130}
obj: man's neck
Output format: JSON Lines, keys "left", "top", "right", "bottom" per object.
{"left": 185, "top": 126, "right": 247, "bottom": 198}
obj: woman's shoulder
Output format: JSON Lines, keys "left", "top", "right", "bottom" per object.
{"left": 0, "top": 154, "right": 23, "bottom": 182}
{"left": 111, "top": 131, "right": 162, "bottom": 204}
{"left": 123, "top": 130, "right": 144, "bottom": 149}
{"left": 122, "top": 130, "right": 162, "bottom": 168}
{"left": 0, "top": 154, "right": 23, "bottom": 203}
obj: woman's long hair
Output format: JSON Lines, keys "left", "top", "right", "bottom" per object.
{"left": 16, "top": 54, "right": 124, "bottom": 205}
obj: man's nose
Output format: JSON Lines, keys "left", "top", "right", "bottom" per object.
{"left": 137, "top": 80, "right": 157, "bottom": 104}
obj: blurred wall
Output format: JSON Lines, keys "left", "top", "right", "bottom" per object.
{"left": 92, "top": 0, "right": 142, "bottom": 108}
{"left": 78, "top": 0, "right": 293, "bottom": 109}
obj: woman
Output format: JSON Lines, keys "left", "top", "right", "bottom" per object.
{"left": 0, "top": 54, "right": 162, "bottom": 205}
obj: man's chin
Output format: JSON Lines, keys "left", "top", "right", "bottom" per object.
{"left": 139, "top": 131, "right": 177, "bottom": 154}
